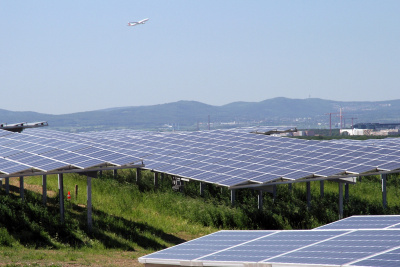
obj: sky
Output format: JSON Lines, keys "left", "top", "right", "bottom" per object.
{"left": 1, "top": 1, "right": 400, "bottom": 114}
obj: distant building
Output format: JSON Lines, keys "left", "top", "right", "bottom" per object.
{"left": 340, "top": 128, "right": 400, "bottom": 136}
{"left": 289, "top": 130, "right": 315, "bottom": 137}
{"left": 353, "top": 123, "right": 400, "bottom": 130}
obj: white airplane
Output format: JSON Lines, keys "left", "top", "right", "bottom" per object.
{"left": 127, "top": 18, "right": 149, "bottom": 26}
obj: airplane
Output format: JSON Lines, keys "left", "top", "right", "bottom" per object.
{"left": 127, "top": 18, "right": 149, "bottom": 26}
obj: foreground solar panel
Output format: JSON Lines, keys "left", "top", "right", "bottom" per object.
{"left": 139, "top": 216, "right": 400, "bottom": 267}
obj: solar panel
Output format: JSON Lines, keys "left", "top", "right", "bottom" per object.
{"left": 139, "top": 217, "right": 400, "bottom": 267}
{"left": 351, "top": 247, "right": 400, "bottom": 267}
{"left": 199, "top": 230, "right": 346, "bottom": 263}
{"left": 270, "top": 230, "right": 400, "bottom": 266}
{"left": 140, "top": 230, "right": 274, "bottom": 261}
{"left": 2, "top": 127, "right": 398, "bottom": 189}
{"left": 315, "top": 215, "right": 400, "bottom": 230}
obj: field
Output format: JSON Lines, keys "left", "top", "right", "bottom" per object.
{"left": 1, "top": 170, "right": 399, "bottom": 266}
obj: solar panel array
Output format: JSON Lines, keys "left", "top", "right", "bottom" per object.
{"left": 79, "top": 129, "right": 400, "bottom": 187}
{"left": 139, "top": 215, "right": 400, "bottom": 267}
{"left": 2, "top": 128, "right": 400, "bottom": 189}
{"left": 0, "top": 129, "right": 143, "bottom": 177}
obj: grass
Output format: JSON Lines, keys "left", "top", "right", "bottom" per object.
{"left": 0, "top": 170, "right": 399, "bottom": 266}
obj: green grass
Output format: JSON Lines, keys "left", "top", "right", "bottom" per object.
{"left": 0, "top": 170, "right": 399, "bottom": 265}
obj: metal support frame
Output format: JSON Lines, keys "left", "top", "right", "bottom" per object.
{"left": 136, "top": 168, "right": 141, "bottom": 183}
{"left": 306, "top": 182, "right": 311, "bottom": 209}
{"left": 58, "top": 174, "right": 64, "bottom": 223}
{"left": 154, "top": 172, "right": 159, "bottom": 188}
{"left": 320, "top": 180, "right": 324, "bottom": 198}
{"left": 345, "top": 183, "right": 349, "bottom": 201}
{"left": 5, "top": 178, "right": 9, "bottom": 195}
{"left": 20, "top": 176, "right": 24, "bottom": 200}
{"left": 288, "top": 183, "right": 292, "bottom": 192}
{"left": 200, "top": 182, "right": 205, "bottom": 196}
{"left": 258, "top": 190, "right": 263, "bottom": 210}
{"left": 231, "top": 189, "right": 236, "bottom": 206}
{"left": 113, "top": 169, "right": 118, "bottom": 178}
{"left": 87, "top": 175, "right": 93, "bottom": 232}
{"left": 338, "top": 182, "right": 343, "bottom": 219}
{"left": 272, "top": 185, "right": 277, "bottom": 202}
{"left": 42, "top": 175, "right": 47, "bottom": 205}
{"left": 381, "top": 173, "right": 387, "bottom": 208}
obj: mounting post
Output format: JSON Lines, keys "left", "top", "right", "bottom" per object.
{"left": 154, "top": 172, "right": 159, "bottom": 189}
{"left": 42, "top": 175, "right": 47, "bottom": 205}
{"left": 345, "top": 183, "right": 349, "bottom": 201}
{"left": 87, "top": 175, "right": 92, "bottom": 232}
{"left": 136, "top": 168, "right": 141, "bottom": 183}
{"left": 20, "top": 176, "right": 24, "bottom": 201}
{"left": 338, "top": 182, "right": 343, "bottom": 219}
{"left": 58, "top": 174, "right": 64, "bottom": 224}
{"left": 231, "top": 189, "right": 236, "bottom": 206}
{"left": 381, "top": 174, "right": 387, "bottom": 208}
{"left": 5, "top": 178, "right": 9, "bottom": 195}
{"left": 306, "top": 182, "right": 311, "bottom": 209}
{"left": 258, "top": 190, "right": 263, "bottom": 210}
{"left": 320, "top": 180, "right": 324, "bottom": 198}
{"left": 200, "top": 182, "right": 205, "bottom": 196}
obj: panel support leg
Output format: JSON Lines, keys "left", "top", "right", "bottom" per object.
{"left": 231, "top": 189, "right": 236, "bottom": 206}
{"left": 345, "top": 183, "right": 349, "bottom": 201}
{"left": 381, "top": 174, "right": 387, "bottom": 208}
{"left": 5, "top": 178, "right": 9, "bottom": 195}
{"left": 154, "top": 172, "right": 159, "bottom": 189}
{"left": 87, "top": 175, "right": 92, "bottom": 232}
{"left": 320, "top": 180, "right": 324, "bottom": 198}
{"left": 58, "top": 174, "right": 64, "bottom": 223}
{"left": 20, "top": 176, "right": 24, "bottom": 201}
{"left": 200, "top": 182, "right": 205, "bottom": 196}
{"left": 306, "top": 182, "right": 311, "bottom": 209}
{"left": 272, "top": 185, "right": 277, "bottom": 202}
{"left": 339, "top": 182, "right": 343, "bottom": 219}
{"left": 288, "top": 183, "right": 292, "bottom": 192}
{"left": 113, "top": 169, "right": 118, "bottom": 179}
{"left": 258, "top": 190, "right": 263, "bottom": 211}
{"left": 42, "top": 175, "right": 47, "bottom": 205}
{"left": 136, "top": 168, "right": 141, "bottom": 183}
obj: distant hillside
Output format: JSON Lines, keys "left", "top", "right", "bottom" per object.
{"left": 1, "top": 98, "right": 400, "bottom": 132}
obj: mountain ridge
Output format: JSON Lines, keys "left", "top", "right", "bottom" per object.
{"left": 1, "top": 98, "right": 399, "bottom": 131}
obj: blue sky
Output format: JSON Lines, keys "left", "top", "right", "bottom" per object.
{"left": 1, "top": 1, "right": 399, "bottom": 114}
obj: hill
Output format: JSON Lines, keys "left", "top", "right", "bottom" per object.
{"left": 1, "top": 98, "right": 400, "bottom": 131}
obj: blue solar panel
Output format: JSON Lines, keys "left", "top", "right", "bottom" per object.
{"left": 316, "top": 215, "right": 400, "bottom": 230}
{"left": 351, "top": 247, "right": 400, "bottom": 267}
{"left": 2, "top": 127, "right": 399, "bottom": 189}
{"left": 270, "top": 230, "right": 400, "bottom": 266}
{"left": 140, "top": 231, "right": 275, "bottom": 261}
{"left": 199, "top": 230, "right": 345, "bottom": 263}
{"left": 140, "top": 226, "right": 400, "bottom": 267}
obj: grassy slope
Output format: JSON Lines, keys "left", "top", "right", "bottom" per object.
{"left": 0, "top": 171, "right": 399, "bottom": 266}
